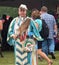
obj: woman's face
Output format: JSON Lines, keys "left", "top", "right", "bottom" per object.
{"left": 18, "top": 8, "right": 27, "bottom": 17}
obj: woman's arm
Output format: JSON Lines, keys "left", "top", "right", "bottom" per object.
{"left": 7, "top": 18, "right": 16, "bottom": 46}
{"left": 30, "top": 20, "right": 43, "bottom": 41}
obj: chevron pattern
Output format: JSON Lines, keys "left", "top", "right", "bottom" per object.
{"left": 15, "top": 40, "right": 30, "bottom": 65}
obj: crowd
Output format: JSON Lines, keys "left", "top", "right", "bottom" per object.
{"left": 0, "top": 14, "right": 13, "bottom": 57}
{"left": 0, "top": 4, "right": 58, "bottom": 65}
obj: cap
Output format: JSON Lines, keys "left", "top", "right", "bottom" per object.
{"left": 19, "top": 4, "right": 28, "bottom": 10}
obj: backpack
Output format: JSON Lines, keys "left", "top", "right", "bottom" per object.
{"left": 40, "top": 19, "right": 49, "bottom": 39}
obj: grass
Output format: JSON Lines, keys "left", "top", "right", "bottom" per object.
{"left": 0, "top": 51, "right": 14, "bottom": 65}
{"left": 0, "top": 6, "right": 31, "bottom": 18}
{"left": 38, "top": 51, "right": 59, "bottom": 65}
{"left": 0, "top": 6, "right": 18, "bottom": 18}
{"left": 0, "top": 51, "right": 59, "bottom": 65}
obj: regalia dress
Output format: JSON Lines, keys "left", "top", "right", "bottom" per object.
{"left": 7, "top": 17, "right": 42, "bottom": 65}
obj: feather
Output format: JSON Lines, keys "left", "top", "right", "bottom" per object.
{"left": 18, "top": 18, "right": 31, "bottom": 35}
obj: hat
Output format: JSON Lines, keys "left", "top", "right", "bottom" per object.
{"left": 19, "top": 4, "right": 28, "bottom": 10}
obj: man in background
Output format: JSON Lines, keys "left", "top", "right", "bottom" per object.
{"left": 40, "top": 6, "right": 57, "bottom": 59}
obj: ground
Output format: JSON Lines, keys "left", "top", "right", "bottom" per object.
{"left": 0, "top": 51, "right": 59, "bottom": 65}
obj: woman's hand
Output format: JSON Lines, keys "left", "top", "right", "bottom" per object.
{"left": 12, "top": 34, "right": 17, "bottom": 40}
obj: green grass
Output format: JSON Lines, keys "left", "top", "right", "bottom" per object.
{"left": 0, "top": 6, "right": 18, "bottom": 18}
{"left": 38, "top": 51, "right": 59, "bottom": 65}
{"left": 0, "top": 51, "right": 14, "bottom": 65}
{"left": 0, "top": 6, "right": 31, "bottom": 18}
{"left": 0, "top": 51, "right": 59, "bottom": 65}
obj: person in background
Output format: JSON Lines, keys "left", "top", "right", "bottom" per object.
{"left": 1, "top": 14, "right": 13, "bottom": 51}
{"left": 0, "top": 19, "right": 4, "bottom": 57}
{"left": 31, "top": 9, "right": 53, "bottom": 65}
{"left": 40, "top": 6, "right": 57, "bottom": 59}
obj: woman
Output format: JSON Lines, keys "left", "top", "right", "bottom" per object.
{"left": 31, "top": 9, "right": 53, "bottom": 65}
{"left": 7, "top": 4, "right": 41, "bottom": 65}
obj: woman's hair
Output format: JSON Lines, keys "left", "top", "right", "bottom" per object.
{"left": 31, "top": 9, "right": 40, "bottom": 19}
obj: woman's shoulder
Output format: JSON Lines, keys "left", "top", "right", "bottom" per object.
{"left": 11, "top": 17, "right": 19, "bottom": 23}
{"left": 35, "top": 19, "right": 42, "bottom": 23}
{"left": 13, "top": 17, "right": 19, "bottom": 20}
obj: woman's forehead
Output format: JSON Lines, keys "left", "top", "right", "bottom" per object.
{"left": 19, "top": 8, "right": 27, "bottom": 11}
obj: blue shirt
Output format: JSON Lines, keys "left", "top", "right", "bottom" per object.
{"left": 41, "top": 13, "right": 56, "bottom": 39}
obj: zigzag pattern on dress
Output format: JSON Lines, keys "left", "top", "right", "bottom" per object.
{"left": 15, "top": 40, "right": 29, "bottom": 65}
